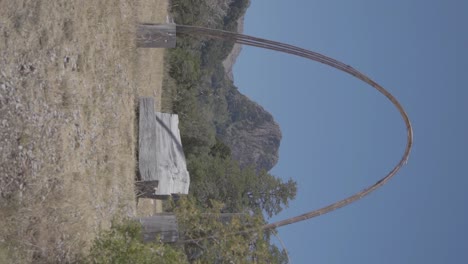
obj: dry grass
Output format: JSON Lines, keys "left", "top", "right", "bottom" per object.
{"left": 0, "top": 0, "right": 168, "bottom": 262}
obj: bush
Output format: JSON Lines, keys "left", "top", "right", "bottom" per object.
{"left": 87, "top": 220, "right": 187, "bottom": 264}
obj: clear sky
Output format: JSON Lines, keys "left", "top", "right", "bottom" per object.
{"left": 233, "top": 1, "right": 468, "bottom": 263}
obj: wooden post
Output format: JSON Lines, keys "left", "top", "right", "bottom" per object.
{"left": 137, "top": 213, "right": 179, "bottom": 243}
{"left": 136, "top": 23, "right": 176, "bottom": 48}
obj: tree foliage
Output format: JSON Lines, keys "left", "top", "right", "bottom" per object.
{"left": 87, "top": 220, "right": 187, "bottom": 264}
{"left": 160, "top": 1, "right": 297, "bottom": 262}
{"left": 188, "top": 153, "right": 297, "bottom": 218}
{"left": 173, "top": 197, "right": 288, "bottom": 263}
{"left": 167, "top": 0, "right": 297, "bottom": 217}
{"left": 172, "top": 0, "right": 237, "bottom": 28}
{"left": 245, "top": 170, "right": 297, "bottom": 218}
{"left": 86, "top": 198, "right": 290, "bottom": 263}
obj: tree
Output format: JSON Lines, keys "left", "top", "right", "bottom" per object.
{"left": 202, "top": 0, "right": 234, "bottom": 27}
{"left": 171, "top": 0, "right": 233, "bottom": 28}
{"left": 244, "top": 169, "right": 297, "bottom": 218}
{"left": 187, "top": 153, "right": 244, "bottom": 212}
{"left": 173, "top": 197, "right": 288, "bottom": 263}
{"left": 209, "top": 138, "right": 232, "bottom": 159}
{"left": 87, "top": 219, "right": 187, "bottom": 263}
{"left": 187, "top": 154, "right": 297, "bottom": 218}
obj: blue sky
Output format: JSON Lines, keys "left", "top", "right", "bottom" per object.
{"left": 233, "top": 1, "right": 468, "bottom": 263}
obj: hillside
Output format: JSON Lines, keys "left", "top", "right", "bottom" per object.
{"left": 167, "top": 0, "right": 281, "bottom": 172}
{"left": 222, "top": 15, "right": 244, "bottom": 81}
{"left": 220, "top": 90, "right": 281, "bottom": 171}
{"left": 217, "top": 13, "right": 281, "bottom": 171}
{"left": 0, "top": 0, "right": 169, "bottom": 262}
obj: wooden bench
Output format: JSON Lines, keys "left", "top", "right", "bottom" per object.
{"left": 137, "top": 97, "right": 190, "bottom": 198}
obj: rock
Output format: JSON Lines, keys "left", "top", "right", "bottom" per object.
{"left": 218, "top": 90, "right": 281, "bottom": 172}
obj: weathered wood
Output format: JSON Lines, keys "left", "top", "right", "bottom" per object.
{"left": 137, "top": 213, "right": 179, "bottom": 243}
{"left": 138, "top": 97, "right": 190, "bottom": 196}
{"left": 136, "top": 180, "right": 172, "bottom": 199}
{"left": 139, "top": 97, "right": 158, "bottom": 181}
{"left": 135, "top": 180, "right": 159, "bottom": 198}
{"left": 136, "top": 23, "right": 176, "bottom": 48}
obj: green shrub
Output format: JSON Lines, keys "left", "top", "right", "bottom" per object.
{"left": 87, "top": 220, "right": 187, "bottom": 264}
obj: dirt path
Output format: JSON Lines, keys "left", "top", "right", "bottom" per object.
{"left": 0, "top": 0, "right": 167, "bottom": 262}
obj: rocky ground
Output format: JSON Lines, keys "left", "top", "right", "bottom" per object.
{"left": 0, "top": 0, "right": 167, "bottom": 262}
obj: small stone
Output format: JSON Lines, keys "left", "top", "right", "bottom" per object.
{"left": 18, "top": 145, "right": 23, "bottom": 150}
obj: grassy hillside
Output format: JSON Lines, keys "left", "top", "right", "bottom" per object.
{"left": 0, "top": 1, "right": 168, "bottom": 262}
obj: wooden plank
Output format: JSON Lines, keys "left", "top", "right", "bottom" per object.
{"left": 137, "top": 214, "right": 179, "bottom": 243}
{"left": 139, "top": 97, "right": 158, "bottom": 182}
{"left": 136, "top": 23, "right": 176, "bottom": 48}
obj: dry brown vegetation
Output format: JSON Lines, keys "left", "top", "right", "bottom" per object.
{"left": 0, "top": 0, "right": 167, "bottom": 262}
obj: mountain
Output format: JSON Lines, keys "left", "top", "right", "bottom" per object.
{"left": 218, "top": 89, "right": 281, "bottom": 172}
{"left": 217, "top": 15, "right": 281, "bottom": 172}
{"left": 222, "top": 15, "right": 244, "bottom": 81}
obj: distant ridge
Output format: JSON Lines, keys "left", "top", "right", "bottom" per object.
{"left": 222, "top": 15, "right": 244, "bottom": 81}
{"left": 218, "top": 14, "right": 282, "bottom": 172}
{"left": 219, "top": 90, "right": 281, "bottom": 172}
